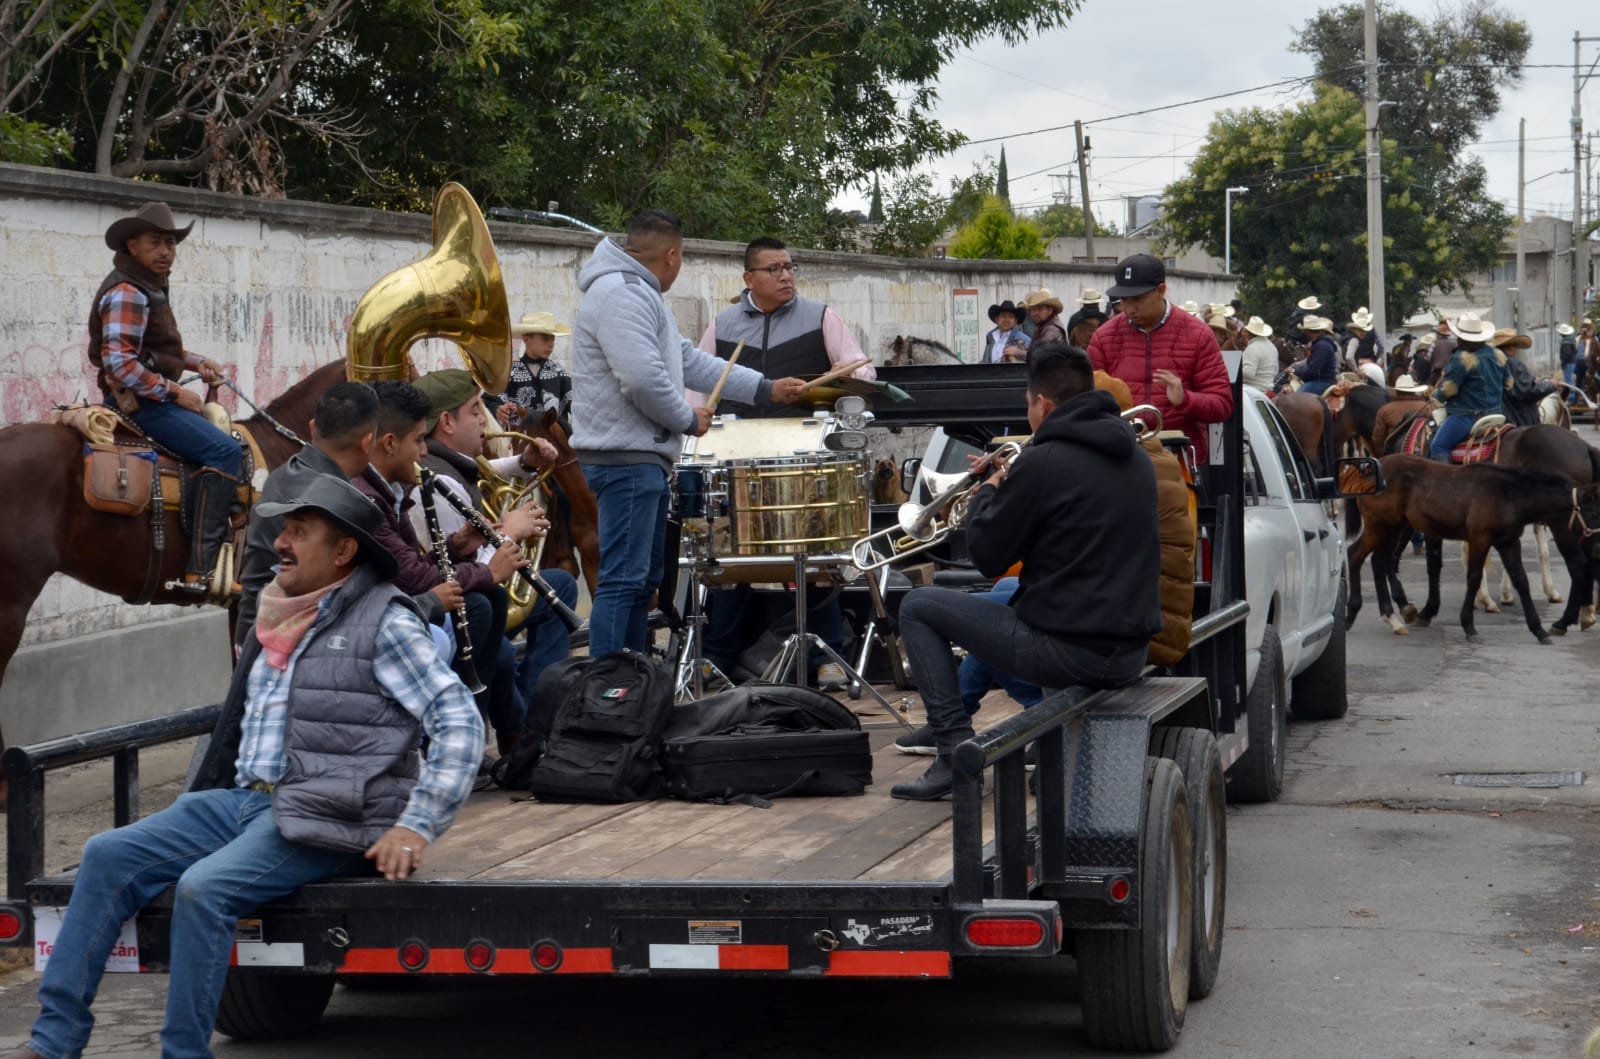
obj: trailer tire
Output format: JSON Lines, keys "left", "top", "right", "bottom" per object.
{"left": 1151, "top": 726, "right": 1226, "bottom": 999}
{"left": 1077, "top": 758, "right": 1193, "bottom": 1051}
{"left": 214, "top": 969, "right": 335, "bottom": 1041}
{"left": 1292, "top": 580, "right": 1349, "bottom": 720}
{"left": 1229, "top": 626, "right": 1285, "bottom": 804}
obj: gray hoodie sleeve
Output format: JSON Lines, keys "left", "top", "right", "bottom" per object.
{"left": 595, "top": 286, "right": 702, "bottom": 433}
{"left": 681, "top": 335, "right": 772, "bottom": 406}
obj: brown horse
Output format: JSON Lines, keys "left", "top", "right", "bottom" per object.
{"left": 1273, "top": 383, "right": 1386, "bottom": 474}
{"left": 516, "top": 408, "right": 600, "bottom": 596}
{"left": 1347, "top": 454, "right": 1600, "bottom": 643}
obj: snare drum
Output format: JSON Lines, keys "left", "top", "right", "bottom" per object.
{"left": 681, "top": 415, "right": 828, "bottom": 463}
{"left": 672, "top": 463, "right": 725, "bottom": 521}
{"left": 724, "top": 453, "right": 868, "bottom": 557}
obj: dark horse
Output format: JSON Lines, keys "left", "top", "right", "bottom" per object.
{"left": 1346, "top": 453, "right": 1600, "bottom": 644}
{"left": 1274, "top": 383, "right": 1390, "bottom": 474}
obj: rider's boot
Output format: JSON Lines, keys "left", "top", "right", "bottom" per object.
{"left": 179, "top": 468, "right": 238, "bottom": 594}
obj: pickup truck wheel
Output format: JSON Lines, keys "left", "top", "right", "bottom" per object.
{"left": 214, "top": 969, "right": 335, "bottom": 1041}
{"left": 1151, "top": 727, "right": 1226, "bottom": 999}
{"left": 1077, "top": 758, "right": 1193, "bottom": 1051}
{"left": 1229, "top": 626, "right": 1285, "bottom": 803}
{"left": 1292, "top": 579, "right": 1350, "bottom": 720}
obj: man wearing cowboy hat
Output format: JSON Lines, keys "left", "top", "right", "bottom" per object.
{"left": 1066, "top": 297, "right": 1109, "bottom": 348}
{"left": 1426, "top": 316, "right": 1457, "bottom": 386}
{"left": 499, "top": 310, "right": 575, "bottom": 432}
{"left": 1292, "top": 315, "right": 1340, "bottom": 395}
{"left": 1411, "top": 331, "right": 1436, "bottom": 384}
{"left": 6, "top": 474, "right": 483, "bottom": 1059}
{"left": 1429, "top": 312, "right": 1510, "bottom": 461}
{"left": 982, "top": 299, "right": 1030, "bottom": 364}
{"left": 89, "top": 201, "right": 243, "bottom": 592}
{"left": 1018, "top": 288, "right": 1068, "bottom": 346}
{"left": 1557, "top": 323, "right": 1579, "bottom": 392}
{"left": 1389, "top": 332, "right": 1415, "bottom": 380}
{"left": 1344, "top": 308, "right": 1379, "bottom": 375}
{"left": 1239, "top": 316, "right": 1279, "bottom": 391}
{"left": 1490, "top": 328, "right": 1554, "bottom": 428}
{"left": 1286, "top": 294, "right": 1321, "bottom": 345}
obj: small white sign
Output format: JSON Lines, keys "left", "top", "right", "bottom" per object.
{"left": 32, "top": 906, "right": 140, "bottom": 973}
{"left": 234, "top": 942, "right": 305, "bottom": 967}
{"left": 648, "top": 944, "right": 719, "bottom": 970}
{"left": 952, "top": 289, "right": 981, "bottom": 364}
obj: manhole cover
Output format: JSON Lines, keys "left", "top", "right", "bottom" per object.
{"left": 1451, "top": 771, "right": 1585, "bottom": 789}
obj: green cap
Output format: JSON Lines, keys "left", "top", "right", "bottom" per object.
{"left": 411, "top": 369, "right": 479, "bottom": 433}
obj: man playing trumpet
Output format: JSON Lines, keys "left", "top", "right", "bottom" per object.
{"left": 891, "top": 343, "right": 1163, "bottom": 801}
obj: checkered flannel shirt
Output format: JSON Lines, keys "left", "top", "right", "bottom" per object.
{"left": 99, "top": 283, "right": 204, "bottom": 401}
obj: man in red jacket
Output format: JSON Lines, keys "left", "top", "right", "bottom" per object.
{"left": 1088, "top": 254, "right": 1234, "bottom": 462}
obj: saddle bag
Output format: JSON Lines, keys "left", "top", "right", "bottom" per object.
{"left": 660, "top": 684, "right": 872, "bottom": 806}
{"left": 82, "top": 443, "right": 157, "bottom": 516}
{"left": 527, "top": 651, "right": 675, "bottom": 803}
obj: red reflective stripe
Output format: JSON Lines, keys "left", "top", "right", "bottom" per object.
{"left": 339, "top": 947, "right": 616, "bottom": 975}
{"left": 559, "top": 947, "right": 614, "bottom": 974}
{"left": 341, "top": 948, "right": 402, "bottom": 973}
{"left": 825, "top": 950, "right": 951, "bottom": 978}
{"left": 718, "top": 945, "right": 788, "bottom": 971}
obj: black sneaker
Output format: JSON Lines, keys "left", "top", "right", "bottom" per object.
{"left": 894, "top": 724, "right": 938, "bottom": 755}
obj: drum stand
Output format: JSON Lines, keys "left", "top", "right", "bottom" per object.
{"left": 671, "top": 528, "right": 734, "bottom": 702}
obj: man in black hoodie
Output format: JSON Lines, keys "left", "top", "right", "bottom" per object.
{"left": 891, "top": 343, "right": 1163, "bottom": 801}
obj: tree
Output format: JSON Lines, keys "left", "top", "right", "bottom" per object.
{"left": 947, "top": 194, "right": 1046, "bottom": 260}
{"left": 868, "top": 174, "right": 884, "bottom": 224}
{"left": 997, "top": 145, "right": 1010, "bottom": 203}
{"left": 1030, "top": 202, "right": 1117, "bottom": 240}
{"left": 1161, "top": 85, "right": 1509, "bottom": 327}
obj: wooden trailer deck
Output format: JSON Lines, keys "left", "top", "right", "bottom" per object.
{"left": 416, "top": 690, "right": 1019, "bottom": 886}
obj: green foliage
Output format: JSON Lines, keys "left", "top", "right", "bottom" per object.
{"left": 868, "top": 175, "right": 884, "bottom": 224}
{"left": 0, "top": 114, "right": 73, "bottom": 166}
{"left": 947, "top": 194, "right": 1046, "bottom": 260}
{"left": 1029, "top": 202, "right": 1117, "bottom": 239}
{"left": 996, "top": 145, "right": 1009, "bottom": 202}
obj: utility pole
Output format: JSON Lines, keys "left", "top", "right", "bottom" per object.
{"left": 1364, "top": 0, "right": 1387, "bottom": 339}
{"left": 1516, "top": 119, "right": 1526, "bottom": 328}
{"left": 1574, "top": 34, "right": 1600, "bottom": 324}
{"left": 1074, "top": 120, "right": 1095, "bottom": 262}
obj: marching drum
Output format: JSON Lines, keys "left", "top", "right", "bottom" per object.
{"left": 725, "top": 452, "right": 868, "bottom": 557}
{"left": 680, "top": 415, "right": 830, "bottom": 464}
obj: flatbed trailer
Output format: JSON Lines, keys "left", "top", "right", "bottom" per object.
{"left": 3, "top": 365, "right": 1278, "bottom": 1052}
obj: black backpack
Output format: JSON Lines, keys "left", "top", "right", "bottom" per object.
{"left": 491, "top": 656, "right": 592, "bottom": 791}
{"left": 525, "top": 651, "right": 675, "bottom": 803}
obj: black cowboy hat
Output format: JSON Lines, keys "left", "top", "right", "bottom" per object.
{"left": 988, "top": 299, "right": 1024, "bottom": 323}
{"left": 104, "top": 202, "right": 194, "bottom": 253}
{"left": 256, "top": 474, "right": 399, "bottom": 580}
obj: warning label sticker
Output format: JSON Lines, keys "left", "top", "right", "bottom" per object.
{"left": 688, "top": 920, "right": 742, "bottom": 945}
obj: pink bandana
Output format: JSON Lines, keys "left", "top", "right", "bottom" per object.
{"left": 254, "top": 575, "right": 349, "bottom": 669}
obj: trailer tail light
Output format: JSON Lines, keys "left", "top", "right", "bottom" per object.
{"left": 965, "top": 917, "right": 1045, "bottom": 948}
{"left": 1106, "top": 876, "right": 1132, "bottom": 904}
{"left": 464, "top": 940, "right": 495, "bottom": 973}
{"left": 531, "top": 940, "right": 563, "bottom": 972}
{"left": 0, "top": 908, "right": 22, "bottom": 943}
{"left": 397, "top": 939, "right": 429, "bottom": 972}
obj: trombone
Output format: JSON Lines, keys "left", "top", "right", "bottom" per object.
{"left": 849, "top": 403, "right": 1164, "bottom": 571}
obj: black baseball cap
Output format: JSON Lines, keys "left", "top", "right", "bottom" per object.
{"left": 1105, "top": 254, "right": 1166, "bottom": 298}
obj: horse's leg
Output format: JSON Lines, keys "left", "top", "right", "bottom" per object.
{"left": 1535, "top": 523, "right": 1561, "bottom": 602}
{"left": 1547, "top": 522, "right": 1589, "bottom": 635}
{"left": 1469, "top": 540, "right": 1501, "bottom": 613}
{"left": 1346, "top": 533, "right": 1370, "bottom": 629}
{"left": 1416, "top": 538, "right": 1443, "bottom": 626}
{"left": 1386, "top": 524, "right": 1417, "bottom": 623}
{"left": 0, "top": 570, "right": 52, "bottom": 809}
{"left": 1495, "top": 538, "right": 1551, "bottom": 644}
{"left": 1459, "top": 539, "right": 1490, "bottom": 640}
{"left": 1369, "top": 527, "right": 1408, "bottom": 635}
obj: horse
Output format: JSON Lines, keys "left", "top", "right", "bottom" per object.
{"left": 886, "top": 335, "right": 961, "bottom": 367}
{"left": 1274, "top": 381, "right": 1387, "bottom": 474}
{"left": 1346, "top": 454, "right": 1600, "bottom": 644}
{"left": 514, "top": 408, "right": 600, "bottom": 596}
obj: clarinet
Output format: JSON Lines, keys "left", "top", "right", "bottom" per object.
{"left": 417, "top": 466, "right": 487, "bottom": 694}
{"left": 425, "top": 477, "right": 585, "bottom": 633}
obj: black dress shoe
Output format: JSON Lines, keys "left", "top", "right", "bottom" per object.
{"left": 891, "top": 756, "right": 971, "bottom": 801}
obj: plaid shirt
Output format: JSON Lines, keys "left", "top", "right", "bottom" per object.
{"left": 235, "top": 593, "right": 483, "bottom": 842}
{"left": 99, "top": 283, "right": 204, "bottom": 401}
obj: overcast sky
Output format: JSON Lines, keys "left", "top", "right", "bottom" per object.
{"left": 841, "top": 2, "right": 1598, "bottom": 232}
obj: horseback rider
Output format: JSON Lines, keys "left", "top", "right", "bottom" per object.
{"left": 1490, "top": 328, "right": 1554, "bottom": 428}
{"left": 1429, "top": 313, "right": 1510, "bottom": 462}
{"left": 1293, "top": 315, "right": 1339, "bottom": 395}
{"left": 88, "top": 202, "right": 243, "bottom": 593}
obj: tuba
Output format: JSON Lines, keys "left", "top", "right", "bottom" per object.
{"left": 478, "top": 429, "right": 557, "bottom": 630}
{"left": 346, "top": 182, "right": 513, "bottom": 393}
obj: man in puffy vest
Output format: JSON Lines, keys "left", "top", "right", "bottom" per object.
{"left": 7, "top": 475, "right": 482, "bottom": 1059}
{"left": 88, "top": 202, "right": 243, "bottom": 592}
{"left": 1088, "top": 254, "right": 1235, "bottom": 464}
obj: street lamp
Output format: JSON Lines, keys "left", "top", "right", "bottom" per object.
{"left": 1224, "top": 186, "right": 1248, "bottom": 276}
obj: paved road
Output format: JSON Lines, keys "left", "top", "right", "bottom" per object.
{"left": 3, "top": 535, "right": 1598, "bottom": 1057}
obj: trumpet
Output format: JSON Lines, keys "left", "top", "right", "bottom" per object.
{"left": 417, "top": 464, "right": 486, "bottom": 694}
{"left": 849, "top": 403, "right": 1165, "bottom": 572}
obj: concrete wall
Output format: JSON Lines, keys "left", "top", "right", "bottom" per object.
{"left": 0, "top": 163, "right": 1238, "bottom": 741}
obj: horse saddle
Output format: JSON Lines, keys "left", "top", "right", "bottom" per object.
{"left": 64, "top": 403, "right": 260, "bottom": 518}
{"left": 1449, "top": 422, "right": 1512, "bottom": 465}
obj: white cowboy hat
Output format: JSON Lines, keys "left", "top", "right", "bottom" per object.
{"left": 1357, "top": 362, "right": 1386, "bottom": 387}
{"left": 1447, "top": 312, "right": 1495, "bottom": 344}
{"left": 1417, "top": 331, "right": 1436, "bottom": 347}
{"left": 1348, "top": 307, "right": 1374, "bottom": 330}
{"left": 1558, "top": 323, "right": 1576, "bottom": 336}
{"left": 1243, "top": 315, "right": 1273, "bottom": 338}
{"left": 1205, "top": 311, "right": 1232, "bottom": 332}
{"left": 1391, "top": 374, "right": 1429, "bottom": 395}
{"left": 1079, "top": 288, "right": 1103, "bottom": 305}
{"left": 1296, "top": 295, "right": 1322, "bottom": 311}
{"left": 1301, "top": 314, "right": 1334, "bottom": 333}
{"left": 1181, "top": 300, "right": 1200, "bottom": 314}
{"left": 1018, "top": 288, "right": 1065, "bottom": 313}
{"left": 511, "top": 311, "right": 572, "bottom": 337}
{"left": 1214, "top": 303, "right": 1236, "bottom": 318}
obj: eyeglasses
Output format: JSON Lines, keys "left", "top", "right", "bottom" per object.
{"left": 751, "top": 262, "right": 798, "bottom": 276}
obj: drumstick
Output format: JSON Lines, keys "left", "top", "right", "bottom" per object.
{"left": 798, "top": 358, "right": 872, "bottom": 394}
{"left": 706, "top": 341, "right": 745, "bottom": 413}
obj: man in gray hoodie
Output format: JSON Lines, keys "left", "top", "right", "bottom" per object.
{"left": 571, "top": 210, "right": 805, "bottom": 655}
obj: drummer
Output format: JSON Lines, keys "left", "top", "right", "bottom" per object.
{"left": 694, "top": 237, "right": 877, "bottom": 690}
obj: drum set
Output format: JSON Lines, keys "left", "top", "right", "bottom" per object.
{"left": 669, "top": 397, "right": 910, "bottom": 722}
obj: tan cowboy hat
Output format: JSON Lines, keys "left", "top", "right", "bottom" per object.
{"left": 1301, "top": 314, "right": 1334, "bottom": 333}
{"left": 1213, "top": 303, "right": 1236, "bottom": 318}
{"left": 104, "top": 202, "right": 194, "bottom": 252}
{"left": 1181, "top": 299, "right": 1200, "bottom": 314}
{"left": 1243, "top": 315, "right": 1273, "bottom": 338}
{"left": 1018, "top": 288, "right": 1065, "bottom": 313}
{"left": 1447, "top": 312, "right": 1496, "bottom": 343}
{"left": 511, "top": 311, "right": 572, "bottom": 337}
{"left": 1296, "top": 295, "right": 1322, "bottom": 311}
{"left": 1417, "top": 331, "right": 1436, "bottom": 347}
{"left": 1392, "top": 374, "right": 1429, "bottom": 395}
{"left": 1558, "top": 323, "right": 1576, "bottom": 336}
{"left": 1348, "top": 307, "right": 1374, "bottom": 330}
{"left": 1079, "top": 288, "right": 1103, "bottom": 305}
{"left": 1488, "top": 327, "right": 1531, "bottom": 351}
{"left": 1206, "top": 312, "right": 1231, "bottom": 334}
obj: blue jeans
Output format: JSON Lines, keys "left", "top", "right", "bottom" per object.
{"left": 511, "top": 568, "right": 579, "bottom": 701}
{"left": 582, "top": 462, "right": 670, "bottom": 656}
{"left": 899, "top": 587, "right": 1147, "bottom": 755}
{"left": 1564, "top": 362, "right": 1577, "bottom": 388}
{"left": 28, "top": 789, "right": 364, "bottom": 1059}
{"left": 957, "top": 579, "right": 1043, "bottom": 714}
{"left": 1429, "top": 412, "right": 1475, "bottom": 462}
{"left": 128, "top": 398, "right": 242, "bottom": 477}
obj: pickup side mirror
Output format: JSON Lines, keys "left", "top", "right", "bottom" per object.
{"left": 1316, "top": 455, "right": 1385, "bottom": 499}
{"left": 900, "top": 457, "right": 923, "bottom": 497}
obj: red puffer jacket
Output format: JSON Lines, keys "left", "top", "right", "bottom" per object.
{"left": 1087, "top": 305, "right": 1235, "bottom": 463}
